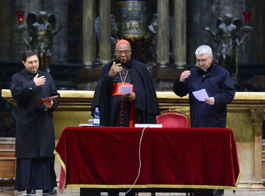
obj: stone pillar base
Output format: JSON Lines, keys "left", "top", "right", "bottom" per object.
{"left": 238, "top": 181, "right": 265, "bottom": 189}
{"left": 152, "top": 65, "right": 186, "bottom": 91}
{"left": 74, "top": 67, "right": 102, "bottom": 90}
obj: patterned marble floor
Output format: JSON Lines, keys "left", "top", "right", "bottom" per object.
{"left": 1, "top": 187, "right": 265, "bottom": 196}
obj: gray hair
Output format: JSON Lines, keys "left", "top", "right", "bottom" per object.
{"left": 195, "top": 45, "right": 212, "bottom": 57}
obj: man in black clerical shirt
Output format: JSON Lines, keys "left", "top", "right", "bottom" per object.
{"left": 10, "top": 49, "right": 59, "bottom": 194}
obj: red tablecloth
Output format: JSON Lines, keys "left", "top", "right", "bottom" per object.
{"left": 55, "top": 127, "right": 239, "bottom": 192}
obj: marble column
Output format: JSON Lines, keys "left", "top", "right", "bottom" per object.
{"left": 82, "top": 0, "right": 95, "bottom": 67}
{"left": 75, "top": 0, "right": 100, "bottom": 90}
{"left": 99, "top": 0, "right": 111, "bottom": 65}
{"left": 173, "top": 0, "right": 186, "bottom": 68}
{"left": 0, "top": 1, "right": 12, "bottom": 60}
{"left": 250, "top": 108, "right": 264, "bottom": 186}
{"left": 157, "top": 0, "right": 169, "bottom": 67}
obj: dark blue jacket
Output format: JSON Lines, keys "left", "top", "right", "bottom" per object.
{"left": 173, "top": 64, "right": 235, "bottom": 128}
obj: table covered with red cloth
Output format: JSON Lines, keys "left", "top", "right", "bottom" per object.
{"left": 54, "top": 127, "right": 239, "bottom": 192}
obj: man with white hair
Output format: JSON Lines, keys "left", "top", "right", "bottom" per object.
{"left": 173, "top": 45, "right": 235, "bottom": 196}
{"left": 173, "top": 45, "right": 235, "bottom": 128}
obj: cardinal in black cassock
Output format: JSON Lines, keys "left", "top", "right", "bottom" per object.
{"left": 92, "top": 39, "right": 160, "bottom": 127}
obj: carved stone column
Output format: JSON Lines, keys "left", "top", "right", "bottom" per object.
{"left": 153, "top": 0, "right": 184, "bottom": 91}
{"left": 99, "top": 0, "right": 111, "bottom": 65}
{"left": 250, "top": 108, "right": 264, "bottom": 186}
{"left": 173, "top": 0, "right": 186, "bottom": 68}
{"left": 82, "top": 0, "right": 95, "bottom": 67}
{"left": 74, "top": 0, "right": 99, "bottom": 90}
{"left": 0, "top": 1, "right": 12, "bottom": 60}
{"left": 157, "top": 0, "right": 169, "bottom": 67}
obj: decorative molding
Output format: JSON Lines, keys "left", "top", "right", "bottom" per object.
{"left": 250, "top": 109, "right": 265, "bottom": 127}
{"left": 3, "top": 90, "right": 265, "bottom": 112}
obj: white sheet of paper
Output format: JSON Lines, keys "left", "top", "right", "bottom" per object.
{"left": 119, "top": 85, "right": 133, "bottom": 94}
{"left": 135, "top": 124, "right": 162, "bottom": 128}
{"left": 192, "top": 89, "right": 209, "bottom": 101}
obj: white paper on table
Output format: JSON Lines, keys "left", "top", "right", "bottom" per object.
{"left": 119, "top": 85, "right": 133, "bottom": 94}
{"left": 192, "top": 89, "right": 209, "bottom": 101}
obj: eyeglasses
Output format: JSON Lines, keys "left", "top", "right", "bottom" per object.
{"left": 196, "top": 56, "right": 210, "bottom": 64}
{"left": 115, "top": 50, "right": 131, "bottom": 55}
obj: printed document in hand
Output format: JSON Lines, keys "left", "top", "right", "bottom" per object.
{"left": 192, "top": 89, "right": 209, "bottom": 101}
{"left": 119, "top": 85, "right": 133, "bottom": 94}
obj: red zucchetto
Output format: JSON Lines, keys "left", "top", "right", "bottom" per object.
{"left": 115, "top": 39, "right": 130, "bottom": 46}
